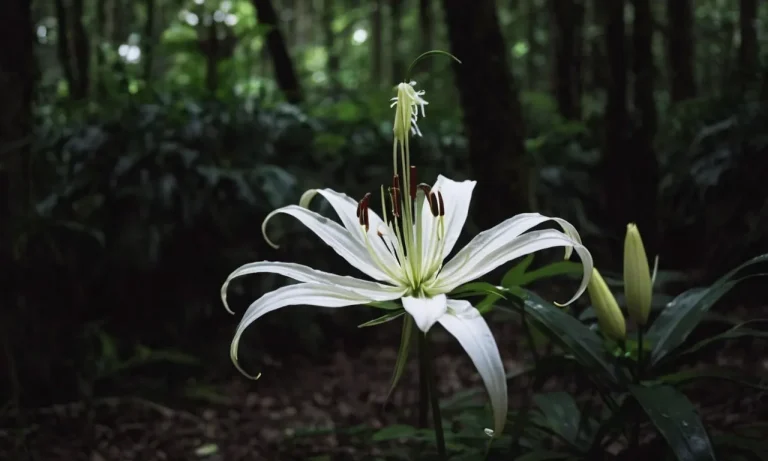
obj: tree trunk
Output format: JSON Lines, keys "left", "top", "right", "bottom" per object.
{"left": 418, "top": 0, "right": 433, "bottom": 72}
{"left": 442, "top": 0, "right": 530, "bottom": 228}
{"left": 631, "top": 0, "right": 659, "bottom": 255}
{"left": 251, "top": 0, "right": 303, "bottom": 103}
{"left": 0, "top": 0, "right": 35, "bottom": 405}
{"left": 391, "top": 0, "right": 404, "bottom": 81}
{"left": 738, "top": 0, "right": 758, "bottom": 84}
{"left": 525, "top": 0, "right": 538, "bottom": 90}
{"left": 371, "top": 0, "right": 383, "bottom": 85}
{"left": 70, "top": 0, "right": 90, "bottom": 99}
{"left": 143, "top": 0, "right": 155, "bottom": 82}
{"left": 323, "top": 0, "right": 339, "bottom": 87}
{"left": 601, "top": 0, "right": 630, "bottom": 235}
{"left": 550, "top": 0, "right": 585, "bottom": 120}
{"left": 54, "top": 0, "right": 76, "bottom": 96}
{"left": 666, "top": 0, "right": 696, "bottom": 102}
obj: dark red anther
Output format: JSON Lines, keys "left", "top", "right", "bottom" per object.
{"left": 358, "top": 193, "right": 371, "bottom": 231}
{"left": 409, "top": 166, "right": 417, "bottom": 200}
{"left": 428, "top": 192, "right": 439, "bottom": 217}
{"left": 390, "top": 187, "right": 401, "bottom": 218}
{"left": 437, "top": 191, "right": 445, "bottom": 216}
{"left": 393, "top": 174, "right": 400, "bottom": 191}
{"left": 417, "top": 184, "right": 431, "bottom": 197}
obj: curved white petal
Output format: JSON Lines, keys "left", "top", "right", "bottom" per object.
{"left": 221, "top": 261, "right": 405, "bottom": 313}
{"left": 438, "top": 304, "right": 507, "bottom": 436}
{"left": 402, "top": 294, "right": 448, "bottom": 332}
{"left": 436, "top": 229, "right": 592, "bottom": 305}
{"left": 262, "top": 205, "right": 397, "bottom": 283}
{"left": 311, "top": 189, "right": 401, "bottom": 270}
{"left": 231, "top": 282, "right": 402, "bottom": 378}
{"left": 421, "top": 176, "right": 476, "bottom": 264}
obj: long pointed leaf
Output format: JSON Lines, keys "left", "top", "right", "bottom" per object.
{"left": 533, "top": 392, "right": 593, "bottom": 452}
{"left": 630, "top": 384, "right": 716, "bottom": 461}
{"left": 358, "top": 310, "right": 405, "bottom": 328}
{"left": 647, "top": 253, "right": 768, "bottom": 366}
{"left": 502, "top": 291, "right": 624, "bottom": 386}
{"left": 385, "top": 315, "right": 414, "bottom": 402}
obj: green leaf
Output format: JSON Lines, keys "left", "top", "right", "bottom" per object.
{"left": 533, "top": 392, "right": 591, "bottom": 452}
{"left": 519, "top": 261, "right": 584, "bottom": 286}
{"left": 501, "top": 254, "right": 535, "bottom": 287}
{"left": 713, "top": 434, "right": 768, "bottom": 460}
{"left": 514, "top": 451, "right": 572, "bottom": 461}
{"left": 449, "top": 281, "right": 509, "bottom": 299}
{"left": 371, "top": 424, "right": 419, "bottom": 441}
{"left": 675, "top": 320, "right": 768, "bottom": 359}
{"left": 357, "top": 310, "right": 405, "bottom": 328}
{"left": 657, "top": 368, "right": 768, "bottom": 392}
{"left": 385, "top": 315, "right": 414, "bottom": 402}
{"left": 501, "top": 291, "right": 623, "bottom": 385}
{"left": 630, "top": 384, "right": 717, "bottom": 461}
{"left": 646, "top": 253, "right": 768, "bottom": 366}
{"left": 367, "top": 300, "right": 402, "bottom": 310}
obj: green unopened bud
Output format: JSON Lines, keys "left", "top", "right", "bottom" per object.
{"left": 623, "top": 223, "right": 652, "bottom": 326}
{"left": 587, "top": 268, "right": 626, "bottom": 342}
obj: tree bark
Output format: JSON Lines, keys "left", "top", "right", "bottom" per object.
{"left": 418, "top": 0, "right": 433, "bottom": 72}
{"left": 371, "top": 0, "right": 383, "bottom": 85}
{"left": 738, "top": 0, "right": 758, "bottom": 84}
{"left": 143, "top": 0, "right": 156, "bottom": 82}
{"left": 0, "top": 0, "right": 35, "bottom": 401}
{"left": 54, "top": 0, "right": 76, "bottom": 96}
{"left": 666, "top": 0, "right": 696, "bottom": 102}
{"left": 601, "top": 0, "right": 631, "bottom": 236}
{"left": 631, "top": 0, "right": 659, "bottom": 255}
{"left": 550, "top": 0, "right": 585, "bottom": 120}
{"left": 391, "top": 0, "right": 404, "bottom": 81}
{"left": 442, "top": 0, "right": 530, "bottom": 228}
{"left": 525, "top": 0, "right": 539, "bottom": 90}
{"left": 251, "top": 0, "right": 303, "bottom": 103}
{"left": 323, "top": 0, "right": 339, "bottom": 87}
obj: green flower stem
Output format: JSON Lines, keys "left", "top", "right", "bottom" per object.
{"left": 419, "top": 332, "right": 446, "bottom": 459}
{"left": 418, "top": 332, "right": 429, "bottom": 428}
{"left": 636, "top": 327, "right": 644, "bottom": 382}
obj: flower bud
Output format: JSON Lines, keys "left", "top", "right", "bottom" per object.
{"left": 623, "top": 223, "right": 652, "bottom": 326}
{"left": 587, "top": 268, "right": 626, "bottom": 342}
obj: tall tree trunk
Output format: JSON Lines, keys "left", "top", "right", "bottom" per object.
{"left": 666, "top": 0, "right": 696, "bottom": 102}
{"left": 70, "top": 0, "right": 90, "bottom": 99}
{"left": 550, "top": 0, "right": 585, "bottom": 120}
{"left": 0, "top": 0, "right": 35, "bottom": 410}
{"left": 251, "top": 0, "right": 303, "bottom": 103}
{"left": 323, "top": 0, "right": 339, "bottom": 87}
{"left": 371, "top": 0, "right": 383, "bottom": 85}
{"left": 442, "top": 0, "right": 530, "bottom": 227}
{"left": 525, "top": 0, "right": 538, "bottom": 90}
{"left": 54, "top": 0, "right": 76, "bottom": 96}
{"left": 204, "top": 23, "right": 219, "bottom": 93}
{"left": 631, "top": 0, "right": 659, "bottom": 254}
{"left": 601, "top": 0, "right": 630, "bottom": 235}
{"left": 418, "top": 0, "right": 433, "bottom": 72}
{"left": 738, "top": 0, "right": 758, "bottom": 84}
{"left": 143, "top": 0, "right": 156, "bottom": 82}
{"left": 391, "top": 0, "right": 404, "bottom": 81}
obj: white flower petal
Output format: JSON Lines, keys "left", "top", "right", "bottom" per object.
{"left": 421, "top": 175, "right": 476, "bottom": 264}
{"left": 438, "top": 305, "right": 507, "bottom": 436}
{"left": 446, "top": 298, "right": 481, "bottom": 319}
{"left": 262, "top": 205, "right": 396, "bottom": 283}
{"left": 436, "top": 229, "right": 592, "bottom": 306}
{"left": 402, "top": 294, "right": 448, "bottom": 332}
{"left": 221, "top": 261, "right": 405, "bottom": 313}
{"left": 311, "top": 189, "right": 401, "bottom": 270}
{"left": 231, "top": 282, "right": 400, "bottom": 378}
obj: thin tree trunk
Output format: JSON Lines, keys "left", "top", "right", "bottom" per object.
{"left": 143, "top": 0, "right": 156, "bottom": 82}
{"left": 418, "top": 0, "right": 433, "bottom": 72}
{"left": 631, "top": 0, "right": 659, "bottom": 254}
{"left": 738, "top": 0, "right": 758, "bottom": 84}
{"left": 550, "top": 0, "right": 585, "bottom": 119}
{"left": 70, "top": 0, "right": 90, "bottom": 99}
{"left": 666, "top": 0, "right": 696, "bottom": 102}
{"left": 601, "top": 0, "right": 630, "bottom": 234}
{"left": 442, "top": 0, "right": 530, "bottom": 227}
{"left": 371, "top": 0, "right": 383, "bottom": 85}
{"left": 323, "top": 0, "right": 339, "bottom": 87}
{"left": 391, "top": 0, "right": 404, "bottom": 81}
{"left": 251, "top": 0, "right": 303, "bottom": 103}
{"left": 0, "top": 0, "right": 35, "bottom": 410}
{"left": 204, "top": 23, "right": 219, "bottom": 93}
{"left": 54, "top": 0, "right": 76, "bottom": 96}
{"left": 525, "top": 0, "right": 538, "bottom": 90}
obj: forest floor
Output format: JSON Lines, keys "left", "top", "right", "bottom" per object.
{"left": 1, "top": 302, "right": 766, "bottom": 461}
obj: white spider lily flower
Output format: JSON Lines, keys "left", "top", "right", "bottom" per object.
{"left": 221, "top": 83, "right": 593, "bottom": 438}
